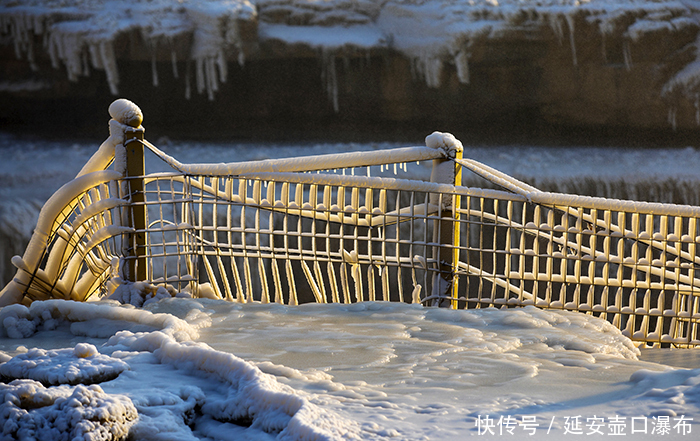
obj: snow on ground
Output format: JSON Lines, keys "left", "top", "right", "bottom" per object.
{"left": 0, "top": 299, "right": 362, "bottom": 440}
{"left": 0, "top": 298, "right": 699, "bottom": 440}
{"left": 3, "top": 0, "right": 700, "bottom": 101}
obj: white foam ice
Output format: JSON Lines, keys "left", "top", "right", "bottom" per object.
{"left": 1, "top": 298, "right": 698, "bottom": 439}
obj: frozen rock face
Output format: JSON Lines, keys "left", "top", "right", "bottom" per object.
{"left": 3, "top": 1, "right": 700, "bottom": 138}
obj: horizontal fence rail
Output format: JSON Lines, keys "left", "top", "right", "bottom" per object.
{"left": 1, "top": 99, "right": 698, "bottom": 348}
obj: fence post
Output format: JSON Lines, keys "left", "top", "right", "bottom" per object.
{"left": 123, "top": 125, "right": 147, "bottom": 283}
{"left": 427, "top": 133, "right": 463, "bottom": 308}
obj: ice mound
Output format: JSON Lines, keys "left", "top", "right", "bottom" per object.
{"left": 108, "top": 281, "right": 191, "bottom": 308}
{"left": 0, "top": 380, "right": 137, "bottom": 441}
{"left": 0, "top": 344, "right": 129, "bottom": 386}
{"left": 102, "top": 326, "right": 361, "bottom": 439}
{"left": 0, "top": 299, "right": 201, "bottom": 342}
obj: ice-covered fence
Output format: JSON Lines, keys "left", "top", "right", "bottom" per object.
{"left": 1, "top": 99, "right": 699, "bottom": 348}
{"left": 453, "top": 160, "right": 700, "bottom": 348}
{"left": 133, "top": 131, "right": 465, "bottom": 307}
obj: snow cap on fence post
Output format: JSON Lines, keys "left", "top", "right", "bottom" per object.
{"left": 426, "top": 131, "right": 463, "bottom": 200}
{"left": 74, "top": 99, "right": 143, "bottom": 178}
{"left": 108, "top": 98, "right": 143, "bottom": 128}
{"left": 425, "top": 131, "right": 463, "bottom": 159}
{"left": 426, "top": 132, "right": 463, "bottom": 308}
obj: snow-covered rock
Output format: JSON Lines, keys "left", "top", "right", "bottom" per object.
{"left": 0, "top": 344, "right": 129, "bottom": 386}
{"left": 0, "top": 380, "right": 137, "bottom": 441}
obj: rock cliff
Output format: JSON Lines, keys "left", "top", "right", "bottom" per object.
{"left": 3, "top": 0, "right": 700, "bottom": 143}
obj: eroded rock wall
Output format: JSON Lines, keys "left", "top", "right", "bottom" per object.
{"left": 2, "top": 1, "right": 700, "bottom": 142}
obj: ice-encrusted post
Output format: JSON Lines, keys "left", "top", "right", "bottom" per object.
{"left": 109, "top": 99, "right": 147, "bottom": 283}
{"left": 426, "top": 132, "right": 463, "bottom": 308}
{"left": 124, "top": 126, "right": 147, "bottom": 283}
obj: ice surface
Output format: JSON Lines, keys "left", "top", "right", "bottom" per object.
{"left": 1, "top": 297, "right": 699, "bottom": 440}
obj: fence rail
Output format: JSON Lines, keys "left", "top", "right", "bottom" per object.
{"left": 0, "top": 99, "right": 698, "bottom": 348}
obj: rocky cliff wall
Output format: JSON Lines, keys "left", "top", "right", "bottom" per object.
{"left": 3, "top": 1, "right": 700, "bottom": 144}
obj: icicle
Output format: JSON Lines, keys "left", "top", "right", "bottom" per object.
{"left": 565, "top": 13, "right": 577, "bottom": 67}
{"left": 185, "top": 61, "right": 191, "bottom": 100}
{"left": 407, "top": 56, "right": 415, "bottom": 81}
{"left": 548, "top": 14, "right": 564, "bottom": 45}
{"left": 100, "top": 40, "right": 119, "bottom": 95}
{"left": 81, "top": 50, "right": 89, "bottom": 77}
{"left": 454, "top": 51, "right": 470, "bottom": 84}
{"left": 46, "top": 32, "right": 58, "bottom": 70}
{"left": 417, "top": 56, "right": 443, "bottom": 88}
{"left": 623, "top": 40, "right": 632, "bottom": 71}
{"left": 171, "top": 48, "right": 179, "bottom": 79}
{"left": 88, "top": 43, "right": 103, "bottom": 70}
{"left": 66, "top": 34, "right": 83, "bottom": 81}
{"left": 204, "top": 58, "right": 215, "bottom": 99}
{"left": 50, "top": 32, "right": 82, "bottom": 83}
{"left": 216, "top": 50, "right": 227, "bottom": 85}
{"left": 208, "top": 57, "right": 218, "bottom": 97}
{"left": 195, "top": 58, "right": 205, "bottom": 96}
{"left": 393, "top": 163, "right": 397, "bottom": 175}
{"left": 152, "top": 53, "right": 159, "bottom": 87}
{"left": 601, "top": 34, "right": 607, "bottom": 64}
{"left": 321, "top": 49, "right": 339, "bottom": 113}
{"left": 668, "top": 107, "right": 677, "bottom": 131}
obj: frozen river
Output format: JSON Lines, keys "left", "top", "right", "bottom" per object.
{"left": 1, "top": 133, "right": 700, "bottom": 440}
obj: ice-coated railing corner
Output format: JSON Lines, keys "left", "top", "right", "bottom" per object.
{"left": 1, "top": 99, "right": 699, "bottom": 348}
